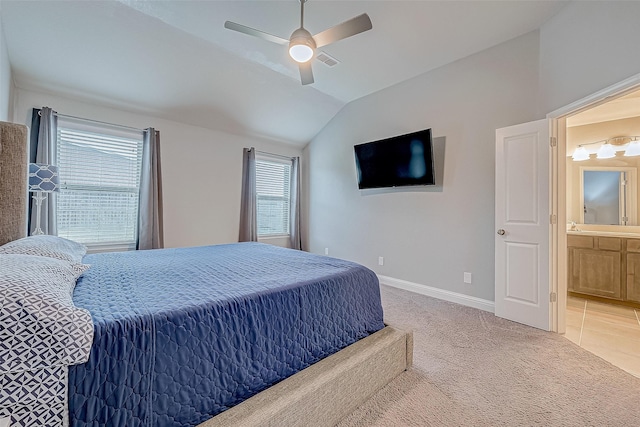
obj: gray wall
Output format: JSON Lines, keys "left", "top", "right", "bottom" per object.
{"left": 305, "top": 0, "right": 640, "bottom": 303}
{"left": 0, "top": 5, "right": 13, "bottom": 122}
{"left": 9, "top": 1, "right": 640, "bottom": 304}
{"left": 305, "top": 32, "right": 541, "bottom": 302}
{"left": 538, "top": 1, "right": 640, "bottom": 115}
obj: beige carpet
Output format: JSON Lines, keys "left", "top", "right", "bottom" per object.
{"left": 338, "top": 285, "right": 640, "bottom": 426}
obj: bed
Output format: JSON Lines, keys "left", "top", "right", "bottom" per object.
{"left": 0, "top": 120, "right": 412, "bottom": 426}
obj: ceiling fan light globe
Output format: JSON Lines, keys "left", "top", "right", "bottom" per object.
{"left": 289, "top": 44, "right": 314, "bottom": 63}
{"left": 289, "top": 28, "right": 316, "bottom": 63}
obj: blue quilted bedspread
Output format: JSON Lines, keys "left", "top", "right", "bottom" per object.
{"left": 68, "top": 242, "right": 384, "bottom": 426}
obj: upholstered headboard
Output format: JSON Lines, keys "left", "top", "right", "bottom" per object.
{"left": 0, "top": 121, "right": 28, "bottom": 246}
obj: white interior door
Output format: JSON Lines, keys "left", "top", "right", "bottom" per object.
{"left": 495, "top": 119, "right": 551, "bottom": 331}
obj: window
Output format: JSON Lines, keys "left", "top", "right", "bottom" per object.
{"left": 256, "top": 158, "right": 292, "bottom": 236}
{"left": 55, "top": 117, "right": 144, "bottom": 250}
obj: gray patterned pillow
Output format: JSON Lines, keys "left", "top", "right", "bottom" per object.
{"left": 0, "top": 254, "right": 93, "bottom": 373}
{"left": 0, "top": 235, "right": 87, "bottom": 264}
{"left": 0, "top": 254, "right": 88, "bottom": 308}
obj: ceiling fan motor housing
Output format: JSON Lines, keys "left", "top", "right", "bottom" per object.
{"left": 289, "top": 28, "right": 316, "bottom": 63}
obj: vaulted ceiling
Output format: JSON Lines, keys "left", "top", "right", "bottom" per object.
{"left": 1, "top": 0, "right": 568, "bottom": 146}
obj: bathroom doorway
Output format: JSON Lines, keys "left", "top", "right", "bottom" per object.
{"left": 557, "top": 84, "right": 640, "bottom": 377}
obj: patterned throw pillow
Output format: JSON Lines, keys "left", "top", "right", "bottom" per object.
{"left": 0, "top": 254, "right": 89, "bottom": 308}
{"left": 0, "top": 254, "right": 93, "bottom": 372}
{"left": 0, "top": 235, "right": 87, "bottom": 264}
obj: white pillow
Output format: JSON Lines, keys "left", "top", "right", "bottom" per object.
{"left": 0, "top": 235, "right": 87, "bottom": 264}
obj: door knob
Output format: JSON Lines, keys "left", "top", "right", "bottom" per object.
{"left": 497, "top": 229, "right": 506, "bottom": 236}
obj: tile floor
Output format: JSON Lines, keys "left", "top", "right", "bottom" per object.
{"left": 564, "top": 295, "right": 640, "bottom": 378}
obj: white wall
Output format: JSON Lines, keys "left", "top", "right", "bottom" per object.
{"left": 539, "top": 1, "right": 640, "bottom": 115}
{"left": 14, "top": 88, "right": 302, "bottom": 249}
{"left": 0, "top": 5, "right": 13, "bottom": 122}
{"left": 305, "top": 32, "right": 541, "bottom": 302}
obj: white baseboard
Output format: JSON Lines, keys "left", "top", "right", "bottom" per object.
{"left": 377, "top": 275, "right": 495, "bottom": 313}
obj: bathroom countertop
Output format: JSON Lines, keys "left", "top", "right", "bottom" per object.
{"left": 567, "top": 230, "right": 640, "bottom": 238}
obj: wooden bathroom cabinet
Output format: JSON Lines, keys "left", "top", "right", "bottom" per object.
{"left": 568, "top": 234, "right": 640, "bottom": 306}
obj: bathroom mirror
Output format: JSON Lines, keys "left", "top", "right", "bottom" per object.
{"left": 579, "top": 167, "right": 637, "bottom": 225}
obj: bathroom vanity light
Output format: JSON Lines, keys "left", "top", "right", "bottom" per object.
{"left": 572, "top": 136, "right": 640, "bottom": 161}
{"left": 624, "top": 139, "right": 640, "bottom": 156}
{"left": 572, "top": 146, "right": 590, "bottom": 161}
{"left": 596, "top": 143, "right": 616, "bottom": 159}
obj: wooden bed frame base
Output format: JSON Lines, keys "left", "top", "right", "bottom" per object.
{"left": 200, "top": 326, "right": 413, "bottom": 427}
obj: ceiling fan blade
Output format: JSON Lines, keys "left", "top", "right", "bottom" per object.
{"left": 299, "top": 62, "right": 314, "bottom": 85}
{"left": 224, "top": 21, "right": 288, "bottom": 45}
{"left": 312, "top": 13, "right": 372, "bottom": 48}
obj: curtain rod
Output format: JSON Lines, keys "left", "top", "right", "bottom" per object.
{"left": 38, "top": 109, "right": 145, "bottom": 133}
{"left": 256, "top": 150, "right": 296, "bottom": 161}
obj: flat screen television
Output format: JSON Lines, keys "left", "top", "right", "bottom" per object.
{"left": 354, "top": 128, "right": 435, "bottom": 189}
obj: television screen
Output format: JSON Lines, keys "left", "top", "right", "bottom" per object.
{"left": 354, "top": 128, "right": 435, "bottom": 189}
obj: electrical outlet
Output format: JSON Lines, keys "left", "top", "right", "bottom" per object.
{"left": 378, "top": 256, "right": 384, "bottom": 266}
{"left": 464, "top": 272, "right": 472, "bottom": 284}
{"left": 324, "top": 248, "right": 329, "bottom": 255}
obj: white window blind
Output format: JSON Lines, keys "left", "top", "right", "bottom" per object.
{"left": 55, "top": 117, "right": 144, "bottom": 249}
{"left": 256, "top": 158, "right": 291, "bottom": 236}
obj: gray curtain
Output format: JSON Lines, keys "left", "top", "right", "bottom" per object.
{"left": 30, "top": 107, "right": 58, "bottom": 236}
{"left": 289, "top": 156, "right": 302, "bottom": 250}
{"left": 239, "top": 147, "right": 258, "bottom": 242}
{"left": 137, "top": 128, "right": 164, "bottom": 250}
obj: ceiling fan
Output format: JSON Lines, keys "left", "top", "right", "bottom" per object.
{"left": 224, "top": 0, "right": 372, "bottom": 85}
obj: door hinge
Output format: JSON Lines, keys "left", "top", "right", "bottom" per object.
{"left": 550, "top": 136, "right": 557, "bottom": 147}
{"left": 550, "top": 214, "right": 557, "bottom": 224}
{"left": 550, "top": 292, "right": 557, "bottom": 303}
